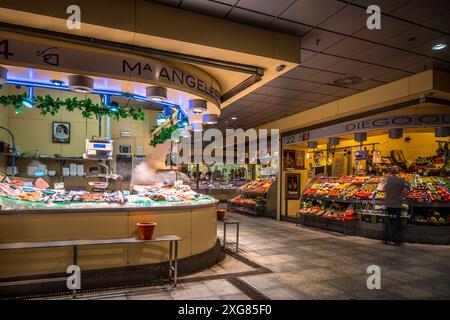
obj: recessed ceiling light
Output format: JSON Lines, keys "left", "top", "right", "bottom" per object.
{"left": 68, "top": 75, "right": 94, "bottom": 93}
{"left": 432, "top": 43, "right": 447, "bottom": 51}
{"left": 231, "top": 117, "right": 237, "bottom": 120}
{"left": 146, "top": 86, "right": 167, "bottom": 102}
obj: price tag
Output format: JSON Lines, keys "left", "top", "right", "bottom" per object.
{"left": 54, "top": 182, "right": 65, "bottom": 190}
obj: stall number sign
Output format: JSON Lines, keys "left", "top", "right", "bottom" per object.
{"left": 283, "top": 132, "right": 310, "bottom": 145}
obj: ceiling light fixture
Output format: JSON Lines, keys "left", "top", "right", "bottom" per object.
{"left": 146, "top": 86, "right": 168, "bottom": 102}
{"left": 50, "top": 79, "right": 64, "bottom": 86}
{"left": 189, "top": 99, "right": 207, "bottom": 114}
{"left": 334, "top": 75, "right": 363, "bottom": 87}
{"left": 231, "top": 117, "right": 237, "bottom": 120}
{"left": 0, "top": 66, "right": 7, "bottom": 85}
{"left": 203, "top": 114, "right": 219, "bottom": 125}
{"left": 432, "top": 43, "right": 447, "bottom": 51}
{"left": 68, "top": 75, "right": 94, "bottom": 93}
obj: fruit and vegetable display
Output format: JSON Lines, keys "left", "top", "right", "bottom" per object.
{"left": 299, "top": 201, "right": 357, "bottom": 221}
{"left": 0, "top": 176, "right": 214, "bottom": 209}
{"left": 302, "top": 175, "right": 450, "bottom": 203}
{"left": 239, "top": 177, "right": 276, "bottom": 193}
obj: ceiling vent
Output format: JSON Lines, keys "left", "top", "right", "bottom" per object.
{"left": 333, "top": 75, "right": 363, "bottom": 87}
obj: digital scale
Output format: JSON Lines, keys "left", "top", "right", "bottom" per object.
{"left": 83, "top": 138, "right": 114, "bottom": 160}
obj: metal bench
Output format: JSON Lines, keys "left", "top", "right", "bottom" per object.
{"left": 218, "top": 218, "right": 240, "bottom": 253}
{"left": 0, "top": 235, "right": 181, "bottom": 298}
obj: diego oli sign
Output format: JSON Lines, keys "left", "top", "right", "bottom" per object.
{"left": 0, "top": 36, "right": 221, "bottom": 106}
{"left": 283, "top": 113, "right": 450, "bottom": 145}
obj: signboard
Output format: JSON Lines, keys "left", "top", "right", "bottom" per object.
{"left": 283, "top": 113, "right": 450, "bottom": 145}
{"left": 0, "top": 36, "right": 221, "bottom": 106}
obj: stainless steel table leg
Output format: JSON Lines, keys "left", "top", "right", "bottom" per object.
{"left": 223, "top": 223, "right": 227, "bottom": 251}
{"left": 174, "top": 241, "right": 178, "bottom": 287}
{"left": 236, "top": 223, "right": 239, "bottom": 253}
{"left": 169, "top": 241, "right": 173, "bottom": 283}
{"left": 72, "top": 245, "right": 77, "bottom": 299}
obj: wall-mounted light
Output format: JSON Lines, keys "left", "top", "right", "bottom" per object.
{"left": 0, "top": 66, "right": 7, "bottom": 85}
{"left": 146, "top": 86, "right": 168, "bottom": 102}
{"left": 307, "top": 141, "right": 317, "bottom": 149}
{"left": 328, "top": 137, "right": 340, "bottom": 146}
{"left": 22, "top": 87, "right": 35, "bottom": 109}
{"left": 203, "top": 114, "right": 218, "bottom": 125}
{"left": 109, "top": 101, "right": 119, "bottom": 112}
{"left": 435, "top": 127, "right": 450, "bottom": 137}
{"left": 68, "top": 75, "right": 94, "bottom": 93}
{"left": 189, "top": 99, "right": 207, "bottom": 114}
{"left": 389, "top": 128, "right": 403, "bottom": 139}
{"left": 354, "top": 132, "right": 367, "bottom": 143}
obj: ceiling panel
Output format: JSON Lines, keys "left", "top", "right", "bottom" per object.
{"left": 390, "top": 0, "right": 450, "bottom": 25}
{"left": 282, "top": 98, "right": 309, "bottom": 106}
{"left": 270, "top": 19, "right": 312, "bottom": 36}
{"left": 259, "top": 86, "right": 303, "bottom": 98}
{"left": 332, "top": 87, "right": 361, "bottom": 97}
{"left": 383, "top": 26, "right": 445, "bottom": 51}
{"left": 300, "top": 29, "right": 346, "bottom": 51}
{"left": 240, "top": 93, "right": 267, "bottom": 102}
{"left": 350, "top": 79, "right": 383, "bottom": 90}
{"left": 324, "top": 37, "right": 375, "bottom": 58}
{"left": 214, "top": 0, "right": 239, "bottom": 5}
{"left": 262, "top": 96, "right": 290, "bottom": 104}
{"left": 373, "top": 70, "right": 411, "bottom": 82}
{"left": 312, "top": 85, "right": 342, "bottom": 95}
{"left": 181, "top": 0, "right": 230, "bottom": 17}
{"left": 148, "top": 0, "right": 181, "bottom": 6}
{"left": 281, "top": 67, "right": 321, "bottom": 80}
{"left": 327, "top": 59, "right": 369, "bottom": 74}
{"left": 301, "top": 53, "right": 345, "bottom": 69}
{"left": 353, "top": 45, "right": 403, "bottom": 64}
{"left": 352, "top": 16, "right": 415, "bottom": 43}
{"left": 380, "top": 51, "right": 427, "bottom": 69}
{"left": 228, "top": 7, "right": 273, "bottom": 27}
{"left": 307, "top": 70, "right": 343, "bottom": 83}
{"left": 351, "top": 64, "right": 394, "bottom": 79}
{"left": 424, "top": 10, "right": 450, "bottom": 32}
{"left": 236, "top": 0, "right": 295, "bottom": 17}
{"left": 300, "top": 49, "right": 317, "bottom": 63}
{"left": 319, "top": 5, "right": 367, "bottom": 35}
{"left": 350, "top": 0, "right": 411, "bottom": 13}
{"left": 316, "top": 95, "right": 338, "bottom": 103}
{"left": 401, "top": 59, "right": 433, "bottom": 73}
{"left": 280, "top": 0, "right": 346, "bottom": 26}
{"left": 296, "top": 92, "right": 324, "bottom": 101}
{"left": 268, "top": 77, "right": 322, "bottom": 91}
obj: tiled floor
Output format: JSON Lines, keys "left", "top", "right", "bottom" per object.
{"left": 51, "top": 212, "right": 450, "bottom": 300}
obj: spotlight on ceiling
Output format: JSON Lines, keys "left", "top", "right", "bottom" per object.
{"left": 68, "top": 75, "right": 94, "bottom": 93}
{"left": 432, "top": 43, "right": 447, "bottom": 51}
{"left": 50, "top": 79, "right": 64, "bottom": 86}
{"left": 146, "top": 86, "right": 168, "bottom": 102}
{"left": 22, "top": 87, "right": 35, "bottom": 109}
{"left": 203, "top": 114, "right": 218, "bottom": 125}
{"left": 231, "top": 117, "right": 237, "bottom": 120}
{"left": 0, "top": 66, "right": 7, "bottom": 85}
{"left": 189, "top": 99, "right": 207, "bottom": 114}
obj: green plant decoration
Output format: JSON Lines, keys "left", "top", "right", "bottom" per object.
{"left": 0, "top": 94, "right": 145, "bottom": 121}
{"left": 150, "top": 125, "right": 179, "bottom": 147}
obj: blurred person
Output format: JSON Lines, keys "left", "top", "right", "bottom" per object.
{"left": 383, "top": 166, "right": 411, "bottom": 245}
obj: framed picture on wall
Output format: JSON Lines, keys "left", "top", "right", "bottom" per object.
{"left": 284, "top": 150, "right": 305, "bottom": 169}
{"left": 52, "top": 122, "right": 70, "bottom": 143}
{"left": 285, "top": 173, "right": 300, "bottom": 199}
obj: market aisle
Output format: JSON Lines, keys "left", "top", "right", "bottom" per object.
{"left": 48, "top": 212, "right": 450, "bottom": 300}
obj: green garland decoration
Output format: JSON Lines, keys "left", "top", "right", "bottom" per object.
{"left": 0, "top": 94, "right": 145, "bottom": 121}
{"left": 150, "top": 124, "right": 179, "bottom": 147}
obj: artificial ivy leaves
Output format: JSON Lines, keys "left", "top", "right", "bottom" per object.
{"left": 0, "top": 93, "right": 145, "bottom": 121}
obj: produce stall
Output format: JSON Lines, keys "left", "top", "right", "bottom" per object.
{"left": 0, "top": 175, "right": 220, "bottom": 284}
{"left": 298, "top": 174, "right": 450, "bottom": 244}
{"left": 227, "top": 177, "right": 277, "bottom": 217}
